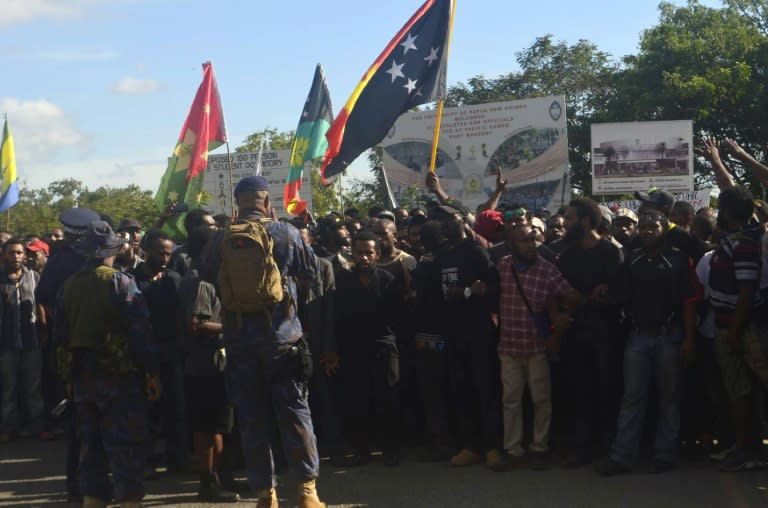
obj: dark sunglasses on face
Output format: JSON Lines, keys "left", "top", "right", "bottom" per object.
{"left": 638, "top": 212, "right": 664, "bottom": 223}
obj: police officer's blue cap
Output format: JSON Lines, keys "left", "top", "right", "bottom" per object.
{"left": 234, "top": 175, "right": 269, "bottom": 197}
{"left": 59, "top": 207, "right": 100, "bottom": 238}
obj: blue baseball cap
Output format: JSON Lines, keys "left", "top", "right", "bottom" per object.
{"left": 234, "top": 175, "right": 269, "bottom": 197}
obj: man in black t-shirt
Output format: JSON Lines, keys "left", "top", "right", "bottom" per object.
{"left": 331, "top": 232, "right": 402, "bottom": 466}
{"left": 634, "top": 189, "right": 706, "bottom": 264}
{"left": 557, "top": 198, "right": 624, "bottom": 468}
{"left": 431, "top": 207, "right": 504, "bottom": 470}
{"left": 134, "top": 228, "right": 187, "bottom": 474}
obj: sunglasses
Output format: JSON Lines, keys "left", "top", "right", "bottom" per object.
{"left": 638, "top": 213, "right": 664, "bottom": 223}
{"left": 503, "top": 208, "right": 527, "bottom": 222}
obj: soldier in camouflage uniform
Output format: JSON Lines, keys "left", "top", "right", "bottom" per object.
{"left": 55, "top": 221, "right": 161, "bottom": 508}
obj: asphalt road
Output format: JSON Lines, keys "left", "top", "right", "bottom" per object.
{"left": 1, "top": 438, "right": 768, "bottom": 507}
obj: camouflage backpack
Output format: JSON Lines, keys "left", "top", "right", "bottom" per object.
{"left": 217, "top": 219, "right": 284, "bottom": 313}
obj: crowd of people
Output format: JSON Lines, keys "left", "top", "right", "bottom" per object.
{"left": 1, "top": 146, "right": 768, "bottom": 507}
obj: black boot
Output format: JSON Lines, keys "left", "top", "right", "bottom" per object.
{"left": 218, "top": 469, "right": 251, "bottom": 496}
{"left": 198, "top": 472, "right": 240, "bottom": 503}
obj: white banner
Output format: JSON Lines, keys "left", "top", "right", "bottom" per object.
{"left": 591, "top": 120, "right": 694, "bottom": 195}
{"left": 202, "top": 151, "right": 313, "bottom": 219}
{"left": 603, "top": 189, "right": 712, "bottom": 212}
{"left": 382, "top": 96, "right": 570, "bottom": 213}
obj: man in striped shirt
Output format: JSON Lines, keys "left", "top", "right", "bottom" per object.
{"left": 708, "top": 186, "right": 768, "bottom": 471}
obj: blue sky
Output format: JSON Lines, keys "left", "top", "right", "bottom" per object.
{"left": 1, "top": 0, "right": 723, "bottom": 193}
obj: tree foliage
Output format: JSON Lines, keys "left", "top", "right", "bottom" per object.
{"left": 447, "top": 35, "right": 619, "bottom": 194}
{"left": 7, "top": 179, "right": 157, "bottom": 237}
{"left": 615, "top": 0, "right": 768, "bottom": 189}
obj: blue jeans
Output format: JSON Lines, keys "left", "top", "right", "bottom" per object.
{"left": 611, "top": 329, "right": 682, "bottom": 466}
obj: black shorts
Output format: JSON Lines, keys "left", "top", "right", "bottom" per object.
{"left": 185, "top": 375, "right": 233, "bottom": 434}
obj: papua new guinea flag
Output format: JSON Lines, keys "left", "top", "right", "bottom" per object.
{"left": 320, "top": 0, "right": 450, "bottom": 183}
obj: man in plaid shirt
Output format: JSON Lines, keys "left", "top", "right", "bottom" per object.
{"left": 497, "top": 224, "right": 577, "bottom": 470}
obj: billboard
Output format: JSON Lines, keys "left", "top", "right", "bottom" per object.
{"left": 591, "top": 120, "right": 694, "bottom": 195}
{"left": 201, "top": 150, "right": 313, "bottom": 219}
{"left": 381, "top": 96, "right": 570, "bottom": 213}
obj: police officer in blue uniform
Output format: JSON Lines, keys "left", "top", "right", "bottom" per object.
{"left": 55, "top": 221, "right": 161, "bottom": 508}
{"left": 202, "top": 176, "right": 325, "bottom": 508}
{"left": 37, "top": 207, "right": 101, "bottom": 502}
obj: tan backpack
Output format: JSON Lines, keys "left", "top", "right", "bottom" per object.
{"left": 217, "top": 219, "right": 284, "bottom": 313}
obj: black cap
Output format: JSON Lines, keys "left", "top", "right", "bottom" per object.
{"left": 59, "top": 208, "right": 100, "bottom": 238}
{"left": 635, "top": 188, "right": 674, "bottom": 212}
{"left": 116, "top": 217, "right": 142, "bottom": 232}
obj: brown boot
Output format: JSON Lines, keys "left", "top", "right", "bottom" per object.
{"left": 450, "top": 448, "right": 481, "bottom": 467}
{"left": 255, "top": 487, "right": 279, "bottom": 508}
{"left": 82, "top": 497, "right": 107, "bottom": 508}
{"left": 297, "top": 478, "right": 326, "bottom": 508}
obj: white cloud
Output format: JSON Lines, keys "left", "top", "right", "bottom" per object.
{"left": 109, "top": 77, "right": 162, "bottom": 95}
{"left": 0, "top": 97, "right": 86, "bottom": 162}
{"left": 0, "top": 0, "right": 123, "bottom": 28}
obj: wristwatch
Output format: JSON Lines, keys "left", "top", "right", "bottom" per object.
{"left": 464, "top": 287, "right": 472, "bottom": 299}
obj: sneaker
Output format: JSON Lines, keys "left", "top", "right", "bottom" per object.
{"left": 529, "top": 451, "right": 551, "bottom": 471}
{"left": 595, "top": 458, "right": 631, "bottom": 477}
{"left": 489, "top": 453, "right": 526, "bottom": 472}
{"left": 709, "top": 444, "right": 735, "bottom": 462}
{"left": 450, "top": 448, "right": 481, "bottom": 467}
{"left": 40, "top": 431, "right": 55, "bottom": 441}
{"left": 198, "top": 483, "right": 240, "bottom": 503}
{"left": 720, "top": 448, "right": 748, "bottom": 472}
{"left": 744, "top": 457, "right": 767, "bottom": 471}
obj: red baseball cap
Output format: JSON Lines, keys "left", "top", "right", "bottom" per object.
{"left": 26, "top": 239, "right": 49, "bottom": 256}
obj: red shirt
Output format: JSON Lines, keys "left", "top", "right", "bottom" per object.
{"left": 498, "top": 255, "right": 574, "bottom": 356}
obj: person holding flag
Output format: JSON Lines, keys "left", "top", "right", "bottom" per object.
{"left": 0, "top": 116, "right": 20, "bottom": 214}
{"left": 285, "top": 64, "right": 334, "bottom": 216}
{"left": 320, "top": 0, "right": 453, "bottom": 183}
{"left": 155, "top": 62, "right": 227, "bottom": 240}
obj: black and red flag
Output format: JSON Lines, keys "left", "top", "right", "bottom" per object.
{"left": 320, "top": 0, "right": 451, "bottom": 183}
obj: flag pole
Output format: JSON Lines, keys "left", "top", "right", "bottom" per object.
{"left": 338, "top": 173, "right": 345, "bottom": 214}
{"left": 429, "top": 0, "right": 457, "bottom": 173}
{"left": 255, "top": 138, "right": 265, "bottom": 176}
{"left": 225, "top": 141, "right": 236, "bottom": 217}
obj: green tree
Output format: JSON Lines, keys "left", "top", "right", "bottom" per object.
{"left": 447, "top": 35, "right": 620, "bottom": 194}
{"left": 7, "top": 180, "right": 158, "bottom": 237}
{"left": 615, "top": 0, "right": 768, "bottom": 188}
{"left": 236, "top": 127, "right": 295, "bottom": 152}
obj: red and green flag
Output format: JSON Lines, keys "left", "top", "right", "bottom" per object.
{"left": 155, "top": 61, "right": 227, "bottom": 238}
{"left": 285, "top": 64, "right": 334, "bottom": 215}
{"left": 321, "top": 0, "right": 451, "bottom": 183}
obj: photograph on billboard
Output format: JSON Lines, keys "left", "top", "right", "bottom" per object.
{"left": 382, "top": 96, "right": 570, "bottom": 213}
{"left": 591, "top": 120, "right": 694, "bottom": 195}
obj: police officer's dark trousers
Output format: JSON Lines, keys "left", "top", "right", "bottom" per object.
{"left": 73, "top": 351, "right": 148, "bottom": 502}
{"left": 226, "top": 343, "right": 319, "bottom": 492}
